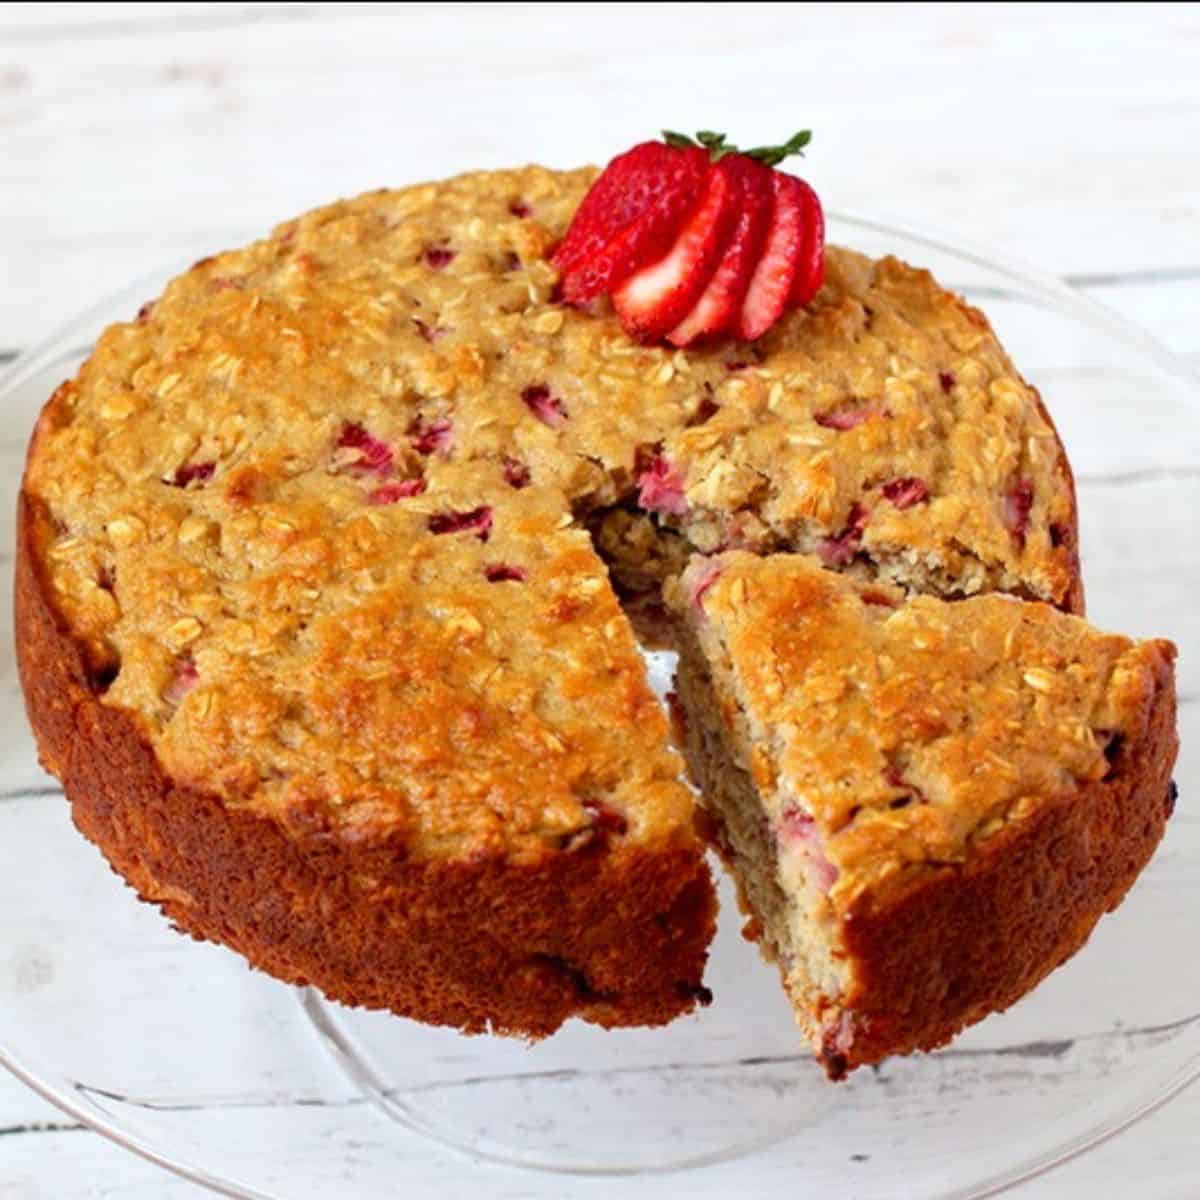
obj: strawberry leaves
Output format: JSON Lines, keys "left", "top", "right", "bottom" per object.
{"left": 661, "top": 128, "right": 812, "bottom": 167}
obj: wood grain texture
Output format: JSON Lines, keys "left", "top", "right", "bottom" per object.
{"left": 0, "top": 3, "right": 1197, "bottom": 1198}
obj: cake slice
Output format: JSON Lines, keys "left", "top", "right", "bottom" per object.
{"left": 667, "top": 552, "right": 1178, "bottom": 1076}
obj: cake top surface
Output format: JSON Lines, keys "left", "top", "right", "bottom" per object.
{"left": 24, "top": 165, "right": 1078, "bottom": 857}
{"left": 673, "top": 551, "right": 1174, "bottom": 905}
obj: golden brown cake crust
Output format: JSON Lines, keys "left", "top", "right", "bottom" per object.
{"left": 17, "top": 493, "right": 716, "bottom": 1033}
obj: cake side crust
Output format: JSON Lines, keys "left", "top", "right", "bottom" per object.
{"left": 16, "top": 491, "right": 716, "bottom": 1034}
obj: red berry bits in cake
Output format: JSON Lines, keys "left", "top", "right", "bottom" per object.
{"left": 168, "top": 460, "right": 216, "bottom": 488}
{"left": 814, "top": 405, "right": 882, "bottom": 431}
{"left": 939, "top": 371, "right": 956, "bottom": 393}
{"left": 429, "top": 506, "right": 493, "bottom": 541}
{"left": 817, "top": 503, "right": 869, "bottom": 567}
{"left": 337, "top": 422, "right": 394, "bottom": 476}
{"left": 484, "top": 563, "right": 528, "bottom": 583}
{"left": 508, "top": 200, "right": 532, "bottom": 219}
{"left": 409, "top": 416, "right": 453, "bottom": 456}
{"left": 422, "top": 243, "right": 456, "bottom": 270}
{"left": 779, "top": 808, "right": 838, "bottom": 894}
{"left": 336, "top": 418, "right": 427, "bottom": 503}
{"left": 1004, "top": 479, "right": 1035, "bottom": 546}
{"left": 163, "top": 656, "right": 199, "bottom": 706}
{"left": 502, "top": 456, "right": 531, "bottom": 489}
{"left": 687, "top": 391, "right": 720, "bottom": 427}
{"left": 553, "top": 128, "right": 823, "bottom": 346}
{"left": 882, "top": 477, "right": 930, "bottom": 509}
{"left": 522, "top": 384, "right": 568, "bottom": 428}
{"left": 368, "top": 479, "right": 426, "bottom": 505}
{"left": 636, "top": 455, "right": 688, "bottom": 516}
{"left": 561, "top": 797, "right": 630, "bottom": 852}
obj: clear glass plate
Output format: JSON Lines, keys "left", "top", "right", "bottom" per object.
{"left": 1, "top": 213, "right": 1197, "bottom": 1199}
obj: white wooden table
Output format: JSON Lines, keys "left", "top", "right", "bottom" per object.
{"left": 1, "top": 4, "right": 1197, "bottom": 1196}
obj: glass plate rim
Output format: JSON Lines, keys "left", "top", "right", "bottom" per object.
{"left": 2, "top": 207, "right": 1198, "bottom": 1200}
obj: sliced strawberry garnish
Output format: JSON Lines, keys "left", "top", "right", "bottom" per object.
{"left": 610, "top": 167, "right": 737, "bottom": 342}
{"left": 736, "top": 172, "right": 808, "bottom": 341}
{"left": 555, "top": 128, "right": 822, "bottom": 345}
{"left": 667, "top": 156, "right": 772, "bottom": 347}
{"left": 789, "top": 178, "right": 826, "bottom": 307}
{"left": 554, "top": 142, "right": 707, "bottom": 301}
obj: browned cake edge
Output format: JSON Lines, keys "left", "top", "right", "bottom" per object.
{"left": 15, "top": 491, "right": 717, "bottom": 1035}
{"left": 827, "top": 651, "right": 1176, "bottom": 1075}
{"left": 1018, "top": 377, "right": 1084, "bottom": 615}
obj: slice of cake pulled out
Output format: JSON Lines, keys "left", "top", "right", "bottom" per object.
{"left": 16, "top": 162, "right": 1084, "bottom": 1040}
{"left": 668, "top": 552, "right": 1177, "bottom": 1077}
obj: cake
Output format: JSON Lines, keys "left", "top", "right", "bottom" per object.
{"left": 668, "top": 553, "right": 1177, "bottom": 1076}
{"left": 16, "top": 158, "right": 1168, "bottom": 1059}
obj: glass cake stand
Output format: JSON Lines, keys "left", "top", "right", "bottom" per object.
{"left": 1, "top": 213, "right": 1197, "bottom": 1199}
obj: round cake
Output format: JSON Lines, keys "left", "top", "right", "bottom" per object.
{"left": 17, "top": 164, "right": 1090, "bottom": 1043}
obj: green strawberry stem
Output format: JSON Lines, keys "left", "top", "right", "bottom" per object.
{"left": 661, "top": 128, "right": 812, "bottom": 166}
